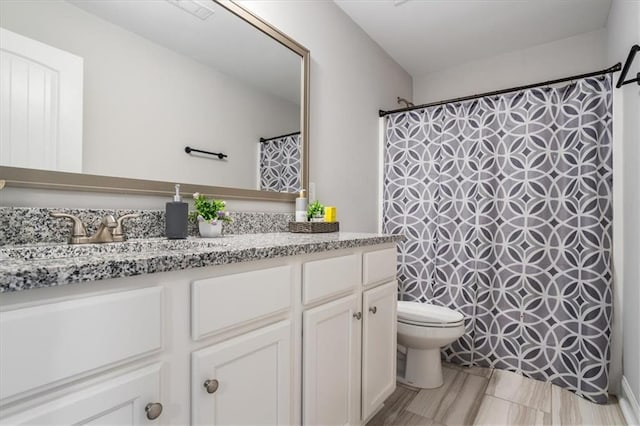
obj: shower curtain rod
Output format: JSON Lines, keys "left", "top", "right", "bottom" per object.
{"left": 259, "top": 131, "right": 300, "bottom": 143}
{"left": 379, "top": 63, "right": 622, "bottom": 117}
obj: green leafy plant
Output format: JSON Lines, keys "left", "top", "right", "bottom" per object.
{"left": 307, "top": 200, "right": 325, "bottom": 220}
{"left": 191, "top": 193, "right": 232, "bottom": 223}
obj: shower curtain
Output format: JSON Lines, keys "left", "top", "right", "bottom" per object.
{"left": 259, "top": 134, "right": 301, "bottom": 193}
{"left": 383, "top": 75, "right": 613, "bottom": 403}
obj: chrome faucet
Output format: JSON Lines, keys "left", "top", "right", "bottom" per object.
{"left": 49, "top": 212, "right": 139, "bottom": 244}
{"left": 91, "top": 215, "right": 117, "bottom": 243}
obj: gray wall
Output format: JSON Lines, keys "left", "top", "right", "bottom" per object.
{"left": 413, "top": 29, "right": 607, "bottom": 104}
{"left": 239, "top": 0, "right": 413, "bottom": 231}
{"left": 607, "top": 0, "right": 640, "bottom": 411}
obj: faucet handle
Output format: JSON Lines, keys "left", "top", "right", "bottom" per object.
{"left": 49, "top": 212, "right": 88, "bottom": 239}
{"left": 112, "top": 213, "right": 140, "bottom": 241}
{"left": 102, "top": 215, "right": 117, "bottom": 228}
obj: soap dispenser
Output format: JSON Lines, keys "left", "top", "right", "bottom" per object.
{"left": 166, "top": 184, "right": 188, "bottom": 239}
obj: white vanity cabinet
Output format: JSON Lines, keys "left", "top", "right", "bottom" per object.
{"left": 302, "top": 247, "right": 398, "bottom": 425}
{"left": 0, "top": 242, "right": 398, "bottom": 426}
{"left": 189, "top": 265, "right": 296, "bottom": 425}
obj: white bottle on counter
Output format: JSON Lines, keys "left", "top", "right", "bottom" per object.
{"left": 295, "top": 190, "right": 308, "bottom": 222}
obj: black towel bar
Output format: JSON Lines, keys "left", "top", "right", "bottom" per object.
{"left": 184, "top": 146, "right": 227, "bottom": 160}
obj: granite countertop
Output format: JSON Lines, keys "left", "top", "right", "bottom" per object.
{"left": 0, "top": 232, "right": 403, "bottom": 293}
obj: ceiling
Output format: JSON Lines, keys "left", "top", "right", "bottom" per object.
{"left": 334, "top": 0, "right": 613, "bottom": 78}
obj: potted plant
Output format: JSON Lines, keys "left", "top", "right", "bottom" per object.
{"left": 191, "top": 193, "right": 232, "bottom": 237}
{"left": 307, "top": 200, "right": 325, "bottom": 222}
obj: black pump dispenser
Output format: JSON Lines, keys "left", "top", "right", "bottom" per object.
{"left": 166, "top": 184, "right": 188, "bottom": 239}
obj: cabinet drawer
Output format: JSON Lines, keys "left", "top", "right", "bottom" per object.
{"left": 302, "top": 254, "right": 360, "bottom": 305}
{"left": 1, "top": 363, "right": 162, "bottom": 425}
{"left": 0, "top": 287, "right": 163, "bottom": 402}
{"left": 191, "top": 265, "right": 292, "bottom": 340}
{"left": 363, "top": 248, "right": 397, "bottom": 287}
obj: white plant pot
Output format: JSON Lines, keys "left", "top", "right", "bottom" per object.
{"left": 198, "top": 221, "right": 223, "bottom": 238}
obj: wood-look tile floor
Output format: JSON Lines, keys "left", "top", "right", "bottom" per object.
{"left": 367, "top": 363, "right": 627, "bottom": 426}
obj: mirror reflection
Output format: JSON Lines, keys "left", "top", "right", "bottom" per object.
{"left": 0, "top": 0, "right": 302, "bottom": 193}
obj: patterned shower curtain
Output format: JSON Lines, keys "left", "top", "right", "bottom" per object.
{"left": 383, "top": 75, "right": 613, "bottom": 404}
{"left": 259, "top": 133, "right": 301, "bottom": 193}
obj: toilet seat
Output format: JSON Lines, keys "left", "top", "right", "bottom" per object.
{"left": 397, "top": 301, "right": 464, "bottom": 328}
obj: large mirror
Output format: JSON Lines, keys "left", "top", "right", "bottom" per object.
{"left": 0, "top": 0, "right": 309, "bottom": 201}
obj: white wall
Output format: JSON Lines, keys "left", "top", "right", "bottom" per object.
{"left": 413, "top": 29, "right": 607, "bottom": 104}
{"left": 239, "top": 1, "right": 412, "bottom": 231}
{"left": 607, "top": 0, "right": 640, "bottom": 417}
{"left": 0, "top": 0, "right": 299, "bottom": 190}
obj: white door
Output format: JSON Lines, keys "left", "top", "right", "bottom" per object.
{"left": 0, "top": 27, "right": 83, "bottom": 172}
{"left": 303, "top": 294, "right": 361, "bottom": 426}
{"left": 362, "top": 281, "right": 397, "bottom": 421}
{"left": 192, "top": 320, "right": 292, "bottom": 425}
{"left": 0, "top": 363, "right": 163, "bottom": 425}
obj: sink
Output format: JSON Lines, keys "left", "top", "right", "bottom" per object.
{"left": 0, "top": 238, "right": 228, "bottom": 261}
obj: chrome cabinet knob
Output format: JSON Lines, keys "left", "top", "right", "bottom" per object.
{"left": 204, "top": 379, "right": 219, "bottom": 394}
{"left": 353, "top": 312, "right": 362, "bottom": 320}
{"left": 369, "top": 306, "right": 377, "bottom": 314}
{"left": 145, "top": 402, "right": 163, "bottom": 420}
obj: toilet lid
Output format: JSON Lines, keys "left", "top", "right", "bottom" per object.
{"left": 397, "top": 301, "right": 464, "bottom": 325}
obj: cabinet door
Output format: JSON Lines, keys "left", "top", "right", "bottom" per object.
{"left": 1, "top": 363, "right": 163, "bottom": 425}
{"left": 303, "top": 294, "right": 361, "bottom": 426}
{"left": 362, "top": 281, "right": 397, "bottom": 420}
{"left": 192, "top": 320, "right": 291, "bottom": 425}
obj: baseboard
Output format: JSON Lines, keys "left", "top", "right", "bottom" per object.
{"left": 364, "top": 402, "right": 385, "bottom": 424}
{"left": 620, "top": 376, "right": 640, "bottom": 426}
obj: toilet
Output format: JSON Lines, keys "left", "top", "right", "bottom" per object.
{"left": 396, "top": 301, "right": 465, "bottom": 389}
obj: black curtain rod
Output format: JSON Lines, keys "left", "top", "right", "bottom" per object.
{"left": 259, "top": 131, "right": 300, "bottom": 143}
{"left": 616, "top": 44, "right": 639, "bottom": 88}
{"left": 379, "top": 63, "right": 622, "bottom": 118}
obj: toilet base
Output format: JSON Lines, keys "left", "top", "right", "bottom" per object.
{"left": 400, "top": 347, "right": 443, "bottom": 389}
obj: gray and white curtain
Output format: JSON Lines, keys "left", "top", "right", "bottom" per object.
{"left": 383, "top": 76, "right": 613, "bottom": 403}
{"left": 259, "top": 134, "right": 301, "bottom": 193}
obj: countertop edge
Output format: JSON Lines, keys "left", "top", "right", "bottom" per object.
{"left": 0, "top": 233, "right": 404, "bottom": 293}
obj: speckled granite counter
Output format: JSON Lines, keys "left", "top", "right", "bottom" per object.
{"left": 0, "top": 232, "right": 402, "bottom": 293}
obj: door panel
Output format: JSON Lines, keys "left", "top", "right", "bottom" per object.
{"left": 192, "top": 320, "right": 291, "bottom": 425}
{"left": 0, "top": 27, "right": 83, "bottom": 172}
{"left": 303, "top": 294, "right": 361, "bottom": 426}
{"left": 362, "top": 281, "right": 397, "bottom": 420}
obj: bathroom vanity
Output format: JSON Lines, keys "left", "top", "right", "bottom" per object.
{"left": 0, "top": 0, "right": 397, "bottom": 421}
{"left": 0, "top": 232, "right": 401, "bottom": 425}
